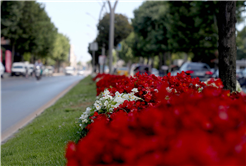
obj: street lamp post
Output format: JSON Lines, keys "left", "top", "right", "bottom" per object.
{"left": 86, "top": 2, "right": 108, "bottom": 73}
{"left": 107, "top": 0, "right": 118, "bottom": 74}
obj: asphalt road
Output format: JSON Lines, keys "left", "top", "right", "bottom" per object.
{"left": 1, "top": 75, "right": 84, "bottom": 136}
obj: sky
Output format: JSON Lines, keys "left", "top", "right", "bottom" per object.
{"left": 37, "top": 0, "right": 144, "bottom": 63}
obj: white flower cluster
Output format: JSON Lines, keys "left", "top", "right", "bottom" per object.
{"left": 166, "top": 87, "right": 177, "bottom": 93}
{"left": 79, "top": 88, "right": 142, "bottom": 130}
{"left": 201, "top": 78, "right": 242, "bottom": 93}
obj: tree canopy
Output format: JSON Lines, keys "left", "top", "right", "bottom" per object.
{"left": 88, "top": 13, "right": 132, "bottom": 66}
{"left": 1, "top": 1, "right": 63, "bottom": 65}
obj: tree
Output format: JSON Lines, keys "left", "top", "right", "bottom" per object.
{"left": 51, "top": 33, "right": 70, "bottom": 72}
{"left": 118, "top": 32, "right": 139, "bottom": 64}
{"left": 1, "top": 1, "right": 57, "bottom": 63}
{"left": 165, "top": 1, "right": 219, "bottom": 65}
{"left": 96, "top": 13, "right": 132, "bottom": 51}
{"left": 132, "top": 1, "right": 169, "bottom": 67}
{"left": 88, "top": 13, "right": 132, "bottom": 71}
{"left": 165, "top": 1, "right": 245, "bottom": 66}
{"left": 16, "top": 2, "right": 57, "bottom": 60}
{"left": 1, "top": 1, "right": 24, "bottom": 63}
{"left": 218, "top": 2, "right": 237, "bottom": 91}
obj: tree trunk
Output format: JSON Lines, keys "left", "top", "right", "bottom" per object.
{"left": 168, "top": 52, "right": 172, "bottom": 73}
{"left": 163, "top": 52, "right": 166, "bottom": 66}
{"left": 128, "top": 60, "right": 132, "bottom": 75}
{"left": 147, "top": 56, "right": 150, "bottom": 65}
{"left": 159, "top": 53, "right": 162, "bottom": 71}
{"left": 218, "top": 1, "right": 236, "bottom": 92}
{"left": 151, "top": 56, "right": 154, "bottom": 68}
{"left": 57, "top": 60, "right": 60, "bottom": 73}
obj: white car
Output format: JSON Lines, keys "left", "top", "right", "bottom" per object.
{"left": 11, "top": 62, "right": 27, "bottom": 76}
{"left": 77, "top": 70, "right": 84, "bottom": 75}
{"left": 151, "top": 68, "right": 159, "bottom": 77}
{"left": 42, "top": 66, "right": 53, "bottom": 77}
{"left": 65, "top": 66, "right": 75, "bottom": 75}
{"left": 28, "top": 64, "right": 34, "bottom": 76}
{"left": 0, "top": 62, "right": 5, "bottom": 78}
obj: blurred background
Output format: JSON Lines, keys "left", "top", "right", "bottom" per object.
{"left": 1, "top": 1, "right": 246, "bottom": 86}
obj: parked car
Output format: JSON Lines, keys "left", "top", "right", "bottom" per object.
{"left": 11, "top": 62, "right": 27, "bottom": 77}
{"left": 211, "top": 69, "right": 219, "bottom": 78}
{"left": 151, "top": 68, "right": 159, "bottom": 77}
{"left": 116, "top": 67, "right": 129, "bottom": 76}
{"left": 242, "top": 68, "right": 246, "bottom": 77}
{"left": 177, "top": 62, "right": 213, "bottom": 81}
{"left": 28, "top": 64, "right": 34, "bottom": 76}
{"left": 77, "top": 70, "right": 84, "bottom": 75}
{"left": 65, "top": 66, "right": 75, "bottom": 75}
{"left": 0, "top": 62, "right": 5, "bottom": 78}
{"left": 43, "top": 66, "right": 53, "bottom": 77}
{"left": 236, "top": 69, "right": 244, "bottom": 79}
{"left": 45, "top": 66, "right": 54, "bottom": 76}
{"left": 133, "top": 65, "right": 152, "bottom": 75}
{"left": 237, "top": 69, "right": 246, "bottom": 88}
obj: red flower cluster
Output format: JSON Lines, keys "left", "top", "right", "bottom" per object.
{"left": 95, "top": 74, "right": 129, "bottom": 96}
{"left": 66, "top": 85, "right": 246, "bottom": 166}
{"left": 96, "top": 72, "right": 208, "bottom": 104}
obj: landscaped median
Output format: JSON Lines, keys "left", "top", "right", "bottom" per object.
{"left": 66, "top": 72, "right": 246, "bottom": 166}
{"left": 2, "top": 73, "right": 246, "bottom": 166}
{"left": 1, "top": 76, "right": 96, "bottom": 166}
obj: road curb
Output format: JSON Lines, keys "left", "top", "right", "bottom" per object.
{"left": 1, "top": 79, "right": 81, "bottom": 144}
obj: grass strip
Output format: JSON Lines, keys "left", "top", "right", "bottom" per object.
{"left": 1, "top": 76, "right": 96, "bottom": 166}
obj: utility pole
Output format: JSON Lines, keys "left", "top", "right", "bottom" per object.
{"left": 107, "top": 0, "right": 118, "bottom": 74}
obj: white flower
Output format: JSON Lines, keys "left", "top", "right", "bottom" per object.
{"left": 109, "top": 108, "right": 114, "bottom": 113}
{"left": 128, "top": 94, "right": 136, "bottom": 101}
{"left": 85, "top": 107, "right": 92, "bottom": 113}
{"left": 104, "top": 100, "right": 109, "bottom": 107}
{"left": 115, "top": 91, "right": 121, "bottom": 98}
{"left": 80, "top": 114, "right": 88, "bottom": 119}
{"left": 94, "top": 103, "right": 101, "bottom": 110}
{"left": 82, "top": 119, "right": 88, "bottom": 123}
{"left": 122, "top": 94, "right": 129, "bottom": 99}
{"left": 95, "top": 100, "right": 102, "bottom": 105}
{"left": 114, "top": 97, "right": 125, "bottom": 103}
{"left": 166, "top": 87, "right": 172, "bottom": 93}
{"left": 104, "top": 95, "right": 113, "bottom": 100}
{"left": 154, "top": 89, "right": 158, "bottom": 92}
{"left": 102, "top": 89, "right": 110, "bottom": 96}
{"left": 131, "top": 88, "right": 138, "bottom": 93}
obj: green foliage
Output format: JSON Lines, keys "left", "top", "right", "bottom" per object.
{"left": 17, "top": 2, "right": 57, "bottom": 57}
{"left": 132, "top": 1, "right": 169, "bottom": 57}
{"left": 1, "top": 1, "right": 24, "bottom": 43}
{"left": 165, "top": 1, "right": 219, "bottom": 53}
{"left": 88, "top": 13, "right": 132, "bottom": 65}
{"left": 118, "top": 32, "right": 139, "bottom": 63}
{"left": 130, "top": 1, "right": 245, "bottom": 65}
{"left": 52, "top": 33, "right": 70, "bottom": 62}
{"left": 1, "top": 1, "right": 58, "bottom": 60}
{"left": 96, "top": 13, "right": 132, "bottom": 50}
{"left": 23, "top": 52, "right": 31, "bottom": 61}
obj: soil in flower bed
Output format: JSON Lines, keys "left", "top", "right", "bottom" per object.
{"left": 1, "top": 76, "right": 96, "bottom": 166}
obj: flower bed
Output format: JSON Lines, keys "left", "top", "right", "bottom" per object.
{"left": 66, "top": 72, "right": 246, "bottom": 166}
